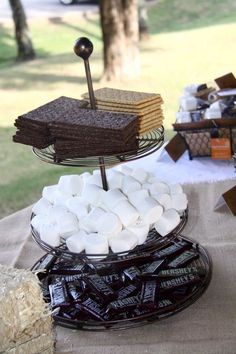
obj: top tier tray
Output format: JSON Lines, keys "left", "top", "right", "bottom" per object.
{"left": 32, "top": 126, "right": 164, "bottom": 168}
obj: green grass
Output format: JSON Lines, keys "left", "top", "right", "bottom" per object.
{"left": 0, "top": 0, "right": 236, "bottom": 218}
{"left": 149, "top": 0, "right": 236, "bottom": 33}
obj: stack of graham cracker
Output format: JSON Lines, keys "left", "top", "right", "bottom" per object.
{"left": 50, "top": 109, "right": 138, "bottom": 158}
{"left": 13, "top": 96, "right": 88, "bottom": 149}
{"left": 82, "top": 87, "right": 164, "bottom": 134}
{"left": 13, "top": 96, "right": 139, "bottom": 158}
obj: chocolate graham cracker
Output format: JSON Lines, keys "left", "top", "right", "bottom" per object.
{"left": 13, "top": 95, "right": 139, "bottom": 158}
{"left": 18, "top": 96, "right": 89, "bottom": 125}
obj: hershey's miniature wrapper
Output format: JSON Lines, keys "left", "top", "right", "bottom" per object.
{"left": 160, "top": 274, "right": 201, "bottom": 291}
{"left": 168, "top": 250, "right": 199, "bottom": 268}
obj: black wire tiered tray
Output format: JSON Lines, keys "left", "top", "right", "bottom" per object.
{"left": 31, "top": 209, "right": 188, "bottom": 264}
{"left": 32, "top": 126, "right": 164, "bottom": 167}
{"left": 28, "top": 37, "right": 212, "bottom": 332}
{"left": 32, "top": 235, "right": 212, "bottom": 331}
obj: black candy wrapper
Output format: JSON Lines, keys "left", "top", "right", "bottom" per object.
{"left": 83, "top": 274, "right": 117, "bottom": 303}
{"left": 140, "top": 280, "right": 159, "bottom": 309}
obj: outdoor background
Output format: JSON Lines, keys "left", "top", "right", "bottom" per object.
{"left": 0, "top": 0, "right": 236, "bottom": 219}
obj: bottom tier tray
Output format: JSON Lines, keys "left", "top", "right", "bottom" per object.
{"left": 32, "top": 235, "right": 212, "bottom": 331}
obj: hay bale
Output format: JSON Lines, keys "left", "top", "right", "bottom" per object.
{"left": 0, "top": 265, "right": 54, "bottom": 353}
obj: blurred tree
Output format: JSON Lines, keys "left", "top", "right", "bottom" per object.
{"left": 9, "top": 0, "right": 35, "bottom": 61}
{"left": 99, "top": 0, "right": 140, "bottom": 81}
{"left": 138, "top": 0, "right": 149, "bottom": 40}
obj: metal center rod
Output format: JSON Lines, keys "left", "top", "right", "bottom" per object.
{"left": 83, "top": 59, "right": 108, "bottom": 191}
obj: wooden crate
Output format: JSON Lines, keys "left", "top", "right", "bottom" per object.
{"left": 173, "top": 118, "right": 236, "bottom": 159}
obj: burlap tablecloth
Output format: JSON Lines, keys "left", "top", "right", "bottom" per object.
{"left": 1, "top": 179, "right": 236, "bottom": 354}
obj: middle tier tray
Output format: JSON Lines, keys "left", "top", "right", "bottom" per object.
{"left": 31, "top": 209, "right": 188, "bottom": 264}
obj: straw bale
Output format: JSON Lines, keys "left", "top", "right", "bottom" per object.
{"left": 0, "top": 265, "right": 54, "bottom": 354}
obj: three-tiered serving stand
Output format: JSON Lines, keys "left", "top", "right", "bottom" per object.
{"left": 30, "top": 38, "right": 212, "bottom": 331}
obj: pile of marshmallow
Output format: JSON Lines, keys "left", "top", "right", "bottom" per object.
{"left": 31, "top": 166, "right": 188, "bottom": 259}
{"left": 176, "top": 83, "right": 226, "bottom": 124}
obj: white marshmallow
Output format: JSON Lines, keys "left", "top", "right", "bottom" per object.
{"left": 53, "top": 189, "right": 69, "bottom": 208}
{"left": 147, "top": 171, "right": 155, "bottom": 179}
{"left": 40, "top": 223, "right": 60, "bottom": 247}
{"left": 175, "top": 111, "right": 191, "bottom": 123}
{"left": 80, "top": 172, "right": 91, "bottom": 183}
{"left": 84, "top": 233, "right": 109, "bottom": 259}
{"left": 93, "top": 169, "right": 100, "bottom": 175}
{"left": 113, "top": 200, "right": 139, "bottom": 227}
{"left": 58, "top": 175, "right": 83, "bottom": 196}
{"left": 66, "top": 197, "right": 89, "bottom": 219}
{"left": 109, "top": 230, "right": 138, "bottom": 253}
{"left": 169, "top": 184, "right": 183, "bottom": 195}
{"left": 42, "top": 185, "right": 58, "bottom": 204}
{"left": 102, "top": 189, "right": 127, "bottom": 209}
{"left": 31, "top": 214, "right": 52, "bottom": 233}
{"left": 154, "top": 209, "right": 180, "bottom": 236}
{"left": 120, "top": 165, "right": 133, "bottom": 176}
{"left": 56, "top": 212, "right": 79, "bottom": 239}
{"left": 97, "top": 212, "right": 122, "bottom": 239}
{"left": 183, "top": 83, "right": 199, "bottom": 95}
{"left": 127, "top": 222, "right": 149, "bottom": 245}
{"left": 66, "top": 230, "right": 87, "bottom": 253}
{"left": 32, "top": 198, "right": 53, "bottom": 216}
{"left": 205, "top": 107, "right": 222, "bottom": 119}
{"left": 135, "top": 196, "right": 163, "bottom": 224}
{"left": 81, "top": 184, "right": 103, "bottom": 205}
{"left": 37, "top": 224, "right": 59, "bottom": 252}
{"left": 122, "top": 175, "right": 141, "bottom": 195}
{"left": 107, "top": 170, "right": 124, "bottom": 189}
{"left": 86, "top": 174, "right": 103, "bottom": 188}
{"left": 171, "top": 193, "right": 188, "bottom": 212}
{"left": 148, "top": 177, "right": 161, "bottom": 184}
{"left": 142, "top": 182, "right": 152, "bottom": 192}
{"left": 131, "top": 168, "right": 148, "bottom": 183}
{"left": 152, "top": 193, "right": 172, "bottom": 210}
{"left": 127, "top": 189, "right": 149, "bottom": 208}
{"left": 48, "top": 206, "right": 69, "bottom": 224}
{"left": 149, "top": 182, "right": 169, "bottom": 195}
{"left": 80, "top": 207, "right": 106, "bottom": 233}
{"left": 180, "top": 95, "right": 198, "bottom": 111}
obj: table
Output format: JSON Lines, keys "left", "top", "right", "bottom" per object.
{"left": 1, "top": 179, "right": 236, "bottom": 354}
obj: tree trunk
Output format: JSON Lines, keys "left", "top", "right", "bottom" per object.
{"left": 138, "top": 0, "right": 150, "bottom": 40}
{"left": 99, "top": 0, "right": 140, "bottom": 81}
{"left": 9, "top": 0, "right": 35, "bottom": 61}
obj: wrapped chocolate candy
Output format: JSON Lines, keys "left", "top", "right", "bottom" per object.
{"left": 117, "top": 284, "right": 139, "bottom": 300}
{"left": 80, "top": 297, "right": 109, "bottom": 321}
{"left": 67, "top": 282, "right": 83, "bottom": 302}
{"left": 139, "top": 280, "right": 159, "bottom": 309}
{"left": 157, "top": 266, "right": 205, "bottom": 278}
{"left": 108, "top": 296, "right": 140, "bottom": 313}
{"left": 115, "top": 252, "right": 152, "bottom": 268}
{"left": 140, "top": 259, "right": 166, "bottom": 278}
{"left": 168, "top": 250, "right": 199, "bottom": 268}
{"left": 83, "top": 274, "right": 117, "bottom": 304}
{"left": 37, "top": 253, "right": 57, "bottom": 272}
{"left": 123, "top": 266, "right": 141, "bottom": 281}
{"left": 50, "top": 261, "right": 87, "bottom": 275}
{"left": 101, "top": 273, "right": 125, "bottom": 290}
{"left": 49, "top": 280, "right": 71, "bottom": 308}
{"left": 158, "top": 299, "right": 174, "bottom": 309}
{"left": 160, "top": 274, "right": 201, "bottom": 291}
{"left": 153, "top": 240, "right": 192, "bottom": 259}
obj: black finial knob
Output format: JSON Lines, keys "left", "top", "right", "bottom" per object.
{"left": 73, "top": 37, "right": 93, "bottom": 60}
